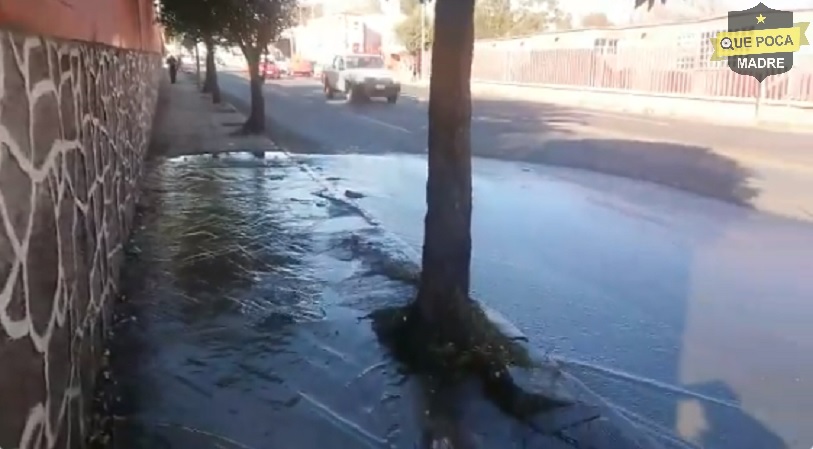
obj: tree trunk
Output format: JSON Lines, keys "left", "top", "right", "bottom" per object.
{"left": 203, "top": 36, "right": 221, "bottom": 104}
{"left": 242, "top": 48, "right": 265, "bottom": 133}
{"left": 202, "top": 37, "right": 213, "bottom": 92}
{"left": 416, "top": 0, "right": 475, "bottom": 330}
{"left": 194, "top": 43, "right": 201, "bottom": 89}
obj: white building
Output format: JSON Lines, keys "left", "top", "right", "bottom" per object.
{"left": 287, "top": 0, "right": 409, "bottom": 62}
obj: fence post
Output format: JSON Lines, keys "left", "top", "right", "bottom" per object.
{"left": 755, "top": 79, "right": 766, "bottom": 122}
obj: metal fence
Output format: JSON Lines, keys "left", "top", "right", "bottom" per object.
{"left": 465, "top": 11, "right": 813, "bottom": 107}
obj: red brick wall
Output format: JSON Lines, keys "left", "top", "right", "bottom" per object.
{"left": 0, "top": 0, "right": 163, "bottom": 52}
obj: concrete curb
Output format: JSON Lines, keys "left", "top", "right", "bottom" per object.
{"left": 401, "top": 80, "right": 813, "bottom": 133}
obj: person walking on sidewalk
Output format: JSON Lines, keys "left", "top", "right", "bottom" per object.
{"left": 167, "top": 55, "right": 178, "bottom": 84}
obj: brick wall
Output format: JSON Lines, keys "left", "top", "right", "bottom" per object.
{"left": 0, "top": 0, "right": 163, "bottom": 52}
{"left": 0, "top": 0, "right": 162, "bottom": 447}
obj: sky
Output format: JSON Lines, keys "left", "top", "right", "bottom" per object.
{"left": 560, "top": 0, "right": 813, "bottom": 24}
{"left": 297, "top": 0, "right": 813, "bottom": 24}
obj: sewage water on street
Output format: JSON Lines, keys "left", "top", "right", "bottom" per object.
{"left": 110, "top": 152, "right": 813, "bottom": 449}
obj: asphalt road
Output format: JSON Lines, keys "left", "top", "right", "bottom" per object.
{"left": 214, "top": 75, "right": 813, "bottom": 449}
{"left": 213, "top": 73, "right": 813, "bottom": 448}
{"left": 307, "top": 152, "right": 813, "bottom": 449}
{"left": 218, "top": 73, "right": 813, "bottom": 219}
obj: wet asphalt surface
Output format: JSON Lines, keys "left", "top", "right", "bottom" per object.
{"left": 218, "top": 74, "right": 813, "bottom": 220}
{"left": 111, "top": 153, "right": 652, "bottom": 449}
{"left": 110, "top": 74, "right": 813, "bottom": 449}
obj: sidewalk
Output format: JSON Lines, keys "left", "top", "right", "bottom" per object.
{"left": 149, "top": 74, "right": 272, "bottom": 158}
{"left": 101, "top": 75, "right": 667, "bottom": 448}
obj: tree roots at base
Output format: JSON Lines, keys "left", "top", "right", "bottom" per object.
{"left": 370, "top": 301, "right": 573, "bottom": 422}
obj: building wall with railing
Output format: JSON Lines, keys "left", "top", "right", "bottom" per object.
{"left": 0, "top": 1, "right": 163, "bottom": 448}
{"left": 465, "top": 10, "right": 813, "bottom": 106}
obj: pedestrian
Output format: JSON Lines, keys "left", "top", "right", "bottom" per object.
{"left": 167, "top": 55, "right": 178, "bottom": 84}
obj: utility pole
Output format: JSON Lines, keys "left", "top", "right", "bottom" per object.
{"left": 420, "top": 0, "right": 426, "bottom": 80}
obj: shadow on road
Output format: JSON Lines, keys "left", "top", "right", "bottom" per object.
{"left": 221, "top": 75, "right": 760, "bottom": 209}
{"left": 527, "top": 139, "right": 758, "bottom": 207}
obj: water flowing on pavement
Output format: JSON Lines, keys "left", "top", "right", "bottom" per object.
{"left": 109, "top": 151, "right": 813, "bottom": 449}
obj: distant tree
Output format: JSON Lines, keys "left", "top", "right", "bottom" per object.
{"left": 158, "top": 0, "right": 229, "bottom": 103}
{"left": 355, "top": 0, "right": 384, "bottom": 14}
{"left": 395, "top": 5, "right": 434, "bottom": 53}
{"left": 220, "top": 0, "right": 297, "bottom": 133}
{"left": 400, "top": 0, "right": 420, "bottom": 14}
{"left": 473, "top": 0, "right": 512, "bottom": 39}
{"left": 581, "top": 12, "right": 613, "bottom": 28}
{"left": 631, "top": 0, "right": 722, "bottom": 23}
{"left": 472, "top": 0, "right": 567, "bottom": 39}
{"left": 181, "top": 35, "right": 197, "bottom": 53}
{"left": 635, "top": 0, "right": 667, "bottom": 9}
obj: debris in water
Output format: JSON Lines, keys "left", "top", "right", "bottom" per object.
{"left": 345, "top": 189, "right": 365, "bottom": 199}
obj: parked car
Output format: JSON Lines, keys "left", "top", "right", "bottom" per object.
{"left": 322, "top": 54, "right": 400, "bottom": 104}
{"left": 261, "top": 59, "right": 281, "bottom": 79}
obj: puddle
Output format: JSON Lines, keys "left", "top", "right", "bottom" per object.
{"left": 107, "top": 152, "right": 678, "bottom": 449}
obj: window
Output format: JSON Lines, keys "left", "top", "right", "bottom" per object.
{"left": 594, "top": 38, "right": 619, "bottom": 55}
{"left": 699, "top": 29, "right": 726, "bottom": 68}
{"left": 345, "top": 56, "right": 385, "bottom": 69}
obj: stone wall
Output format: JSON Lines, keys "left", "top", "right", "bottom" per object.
{"left": 0, "top": 29, "right": 160, "bottom": 449}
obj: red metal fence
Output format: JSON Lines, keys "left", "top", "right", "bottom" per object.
{"left": 415, "top": 11, "right": 813, "bottom": 107}
{"left": 470, "top": 47, "right": 813, "bottom": 105}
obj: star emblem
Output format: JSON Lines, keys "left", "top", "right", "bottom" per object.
{"left": 756, "top": 13, "right": 766, "bottom": 23}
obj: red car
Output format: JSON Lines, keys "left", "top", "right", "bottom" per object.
{"left": 261, "top": 59, "right": 281, "bottom": 79}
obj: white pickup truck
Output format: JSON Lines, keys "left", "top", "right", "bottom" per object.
{"left": 322, "top": 54, "right": 401, "bottom": 104}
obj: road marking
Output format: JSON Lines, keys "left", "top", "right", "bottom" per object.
{"left": 349, "top": 113, "right": 411, "bottom": 134}
{"left": 588, "top": 110, "right": 671, "bottom": 126}
{"left": 401, "top": 94, "right": 426, "bottom": 102}
{"left": 266, "top": 86, "right": 291, "bottom": 97}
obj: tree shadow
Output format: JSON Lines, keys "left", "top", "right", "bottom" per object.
{"left": 229, "top": 77, "right": 761, "bottom": 209}
{"left": 676, "top": 381, "right": 787, "bottom": 449}
{"left": 462, "top": 96, "right": 760, "bottom": 207}
{"left": 499, "top": 138, "right": 759, "bottom": 207}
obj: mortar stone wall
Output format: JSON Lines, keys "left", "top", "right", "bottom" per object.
{"left": 0, "top": 29, "right": 160, "bottom": 449}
